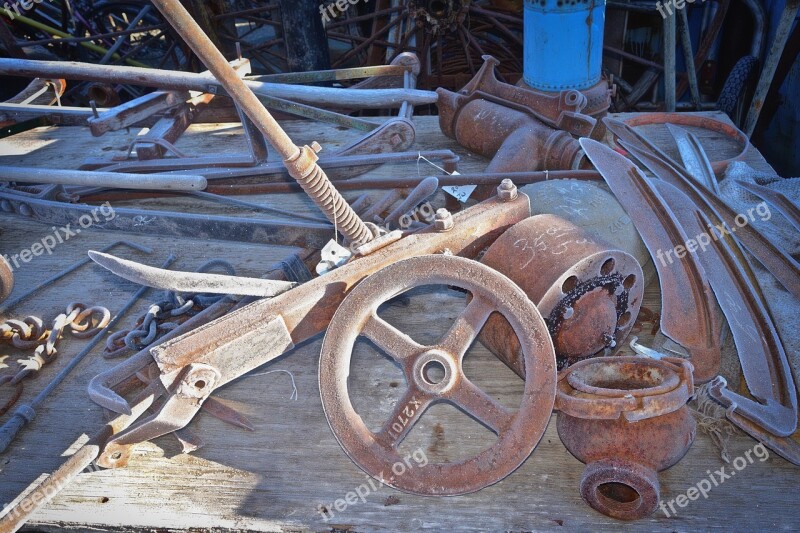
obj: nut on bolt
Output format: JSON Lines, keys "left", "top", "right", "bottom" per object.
{"left": 497, "top": 179, "right": 518, "bottom": 201}
{"left": 434, "top": 208, "right": 454, "bottom": 232}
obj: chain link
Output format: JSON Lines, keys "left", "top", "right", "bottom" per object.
{"left": 0, "top": 302, "right": 111, "bottom": 416}
{"left": 104, "top": 260, "right": 236, "bottom": 359}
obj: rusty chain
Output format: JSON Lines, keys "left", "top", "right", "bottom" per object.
{"left": 104, "top": 260, "right": 237, "bottom": 358}
{"left": 0, "top": 302, "right": 111, "bottom": 416}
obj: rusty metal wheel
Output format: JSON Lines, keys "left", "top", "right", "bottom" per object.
{"left": 319, "top": 254, "right": 556, "bottom": 495}
{"left": 0, "top": 255, "right": 13, "bottom": 304}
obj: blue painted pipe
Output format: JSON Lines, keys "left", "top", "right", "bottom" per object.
{"left": 523, "top": 0, "right": 607, "bottom": 91}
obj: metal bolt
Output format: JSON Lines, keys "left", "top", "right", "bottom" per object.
{"left": 434, "top": 208, "right": 454, "bottom": 232}
{"left": 497, "top": 179, "right": 518, "bottom": 201}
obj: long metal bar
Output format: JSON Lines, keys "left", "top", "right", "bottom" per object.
{"left": 664, "top": 13, "right": 677, "bottom": 112}
{"left": 0, "top": 58, "right": 438, "bottom": 109}
{"left": 203, "top": 170, "right": 603, "bottom": 195}
{"left": 743, "top": 0, "right": 800, "bottom": 136}
{"left": 245, "top": 64, "right": 409, "bottom": 84}
{"left": 150, "top": 0, "right": 377, "bottom": 245}
{"left": 0, "top": 166, "right": 205, "bottom": 191}
{"left": 0, "top": 189, "right": 332, "bottom": 249}
{"left": 677, "top": 7, "right": 701, "bottom": 110}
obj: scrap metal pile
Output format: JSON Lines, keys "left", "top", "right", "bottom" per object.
{"left": 0, "top": 0, "right": 797, "bottom": 529}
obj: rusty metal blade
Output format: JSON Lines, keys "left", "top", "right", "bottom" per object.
{"left": 89, "top": 251, "right": 295, "bottom": 297}
{"left": 580, "top": 138, "right": 721, "bottom": 378}
{"left": 652, "top": 180, "right": 787, "bottom": 401}
{"left": 604, "top": 117, "right": 800, "bottom": 301}
{"left": 735, "top": 180, "right": 800, "bottom": 233}
{"left": 665, "top": 123, "right": 720, "bottom": 194}
{"left": 201, "top": 397, "right": 255, "bottom": 431}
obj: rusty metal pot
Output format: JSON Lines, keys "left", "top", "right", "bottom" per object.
{"left": 555, "top": 356, "right": 696, "bottom": 520}
{"left": 480, "top": 214, "right": 644, "bottom": 373}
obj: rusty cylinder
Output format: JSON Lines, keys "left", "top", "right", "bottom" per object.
{"left": 480, "top": 214, "right": 644, "bottom": 374}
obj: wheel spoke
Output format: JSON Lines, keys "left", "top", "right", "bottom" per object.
{"left": 362, "top": 313, "right": 423, "bottom": 364}
{"left": 448, "top": 377, "right": 515, "bottom": 434}
{"left": 439, "top": 295, "right": 494, "bottom": 359}
{"left": 374, "top": 387, "right": 430, "bottom": 448}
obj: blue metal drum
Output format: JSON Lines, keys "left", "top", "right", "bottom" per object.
{"left": 523, "top": 0, "right": 607, "bottom": 91}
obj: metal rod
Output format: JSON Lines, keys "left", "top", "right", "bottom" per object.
{"left": 664, "top": 13, "right": 677, "bottom": 112}
{"left": 677, "top": 7, "right": 701, "bottom": 110}
{"left": 205, "top": 170, "right": 603, "bottom": 194}
{"left": 98, "top": 5, "right": 153, "bottom": 65}
{"left": 149, "top": 0, "right": 373, "bottom": 245}
{"left": 743, "top": 0, "right": 800, "bottom": 136}
{"left": 0, "top": 166, "right": 206, "bottom": 191}
{"left": 0, "top": 58, "right": 438, "bottom": 110}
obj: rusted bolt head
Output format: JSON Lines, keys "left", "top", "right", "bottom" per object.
{"left": 497, "top": 179, "right": 518, "bottom": 201}
{"left": 434, "top": 208, "right": 454, "bottom": 231}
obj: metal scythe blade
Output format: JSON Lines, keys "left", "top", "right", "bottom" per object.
{"left": 580, "top": 138, "right": 722, "bottom": 381}
{"left": 89, "top": 251, "right": 295, "bottom": 297}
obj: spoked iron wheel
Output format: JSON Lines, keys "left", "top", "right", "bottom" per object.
{"left": 319, "top": 254, "right": 557, "bottom": 495}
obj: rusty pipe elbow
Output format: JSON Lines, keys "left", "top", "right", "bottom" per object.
{"left": 437, "top": 91, "right": 586, "bottom": 173}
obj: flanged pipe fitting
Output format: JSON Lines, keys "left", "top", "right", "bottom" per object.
{"left": 555, "top": 356, "right": 696, "bottom": 520}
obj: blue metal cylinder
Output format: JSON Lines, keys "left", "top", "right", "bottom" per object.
{"left": 523, "top": 0, "right": 607, "bottom": 91}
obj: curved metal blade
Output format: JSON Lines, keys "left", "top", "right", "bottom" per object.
{"left": 665, "top": 123, "right": 719, "bottom": 194}
{"left": 89, "top": 251, "right": 295, "bottom": 297}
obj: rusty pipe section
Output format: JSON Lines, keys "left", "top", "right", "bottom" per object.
{"left": 438, "top": 96, "right": 586, "bottom": 173}
{"left": 480, "top": 215, "right": 644, "bottom": 373}
{"left": 437, "top": 56, "right": 588, "bottom": 181}
{"left": 149, "top": 0, "right": 373, "bottom": 246}
{"left": 556, "top": 356, "right": 696, "bottom": 520}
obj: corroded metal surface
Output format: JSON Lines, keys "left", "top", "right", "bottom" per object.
{"left": 604, "top": 117, "right": 800, "bottom": 301}
{"left": 654, "top": 180, "right": 797, "bottom": 428}
{"left": 480, "top": 214, "right": 644, "bottom": 372}
{"left": 319, "top": 255, "right": 556, "bottom": 495}
{"left": 0, "top": 255, "right": 12, "bottom": 305}
{"left": 151, "top": 0, "right": 373, "bottom": 246}
{"left": 555, "top": 356, "right": 696, "bottom": 520}
{"left": 580, "top": 138, "right": 722, "bottom": 382}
